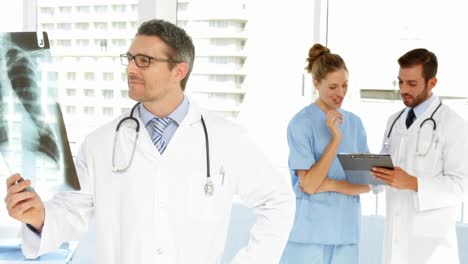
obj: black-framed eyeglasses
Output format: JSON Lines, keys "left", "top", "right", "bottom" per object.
{"left": 120, "top": 53, "right": 180, "bottom": 68}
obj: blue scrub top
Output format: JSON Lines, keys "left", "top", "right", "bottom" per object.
{"left": 287, "top": 103, "right": 369, "bottom": 245}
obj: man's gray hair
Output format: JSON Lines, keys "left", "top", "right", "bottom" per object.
{"left": 137, "top": 19, "right": 195, "bottom": 90}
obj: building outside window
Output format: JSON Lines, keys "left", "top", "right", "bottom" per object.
{"left": 84, "top": 89, "right": 95, "bottom": 97}
{"left": 56, "top": 39, "right": 71, "bottom": 47}
{"left": 75, "top": 23, "right": 89, "bottom": 30}
{"left": 76, "top": 6, "right": 90, "bottom": 14}
{"left": 66, "top": 72, "right": 76, "bottom": 80}
{"left": 66, "top": 105, "right": 77, "bottom": 114}
{"left": 112, "top": 4, "right": 127, "bottom": 13}
{"left": 58, "top": 6, "right": 71, "bottom": 14}
{"left": 112, "top": 22, "right": 126, "bottom": 30}
{"left": 94, "top": 5, "right": 107, "bottom": 13}
{"left": 57, "top": 23, "right": 72, "bottom": 30}
{"left": 102, "top": 107, "right": 114, "bottom": 116}
{"left": 84, "top": 72, "right": 95, "bottom": 81}
{"left": 94, "top": 22, "right": 107, "bottom": 30}
{"left": 102, "top": 90, "right": 114, "bottom": 99}
{"left": 65, "top": 88, "right": 76, "bottom": 97}
{"left": 102, "top": 72, "right": 114, "bottom": 81}
{"left": 83, "top": 106, "right": 95, "bottom": 115}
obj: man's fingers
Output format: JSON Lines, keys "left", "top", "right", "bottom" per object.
{"left": 6, "top": 192, "right": 36, "bottom": 210}
{"left": 375, "top": 177, "right": 392, "bottom": 186}
{"left": 7, "top": 179, "right": 31, "bottom": 196}
{"left": 4, "top": 175, "right": 24, "bottom": 204}
{"left": 374, "top": 174, "right": 390, "bottom": 181}
{"left": 372, "top": 167, "right": 391, "bottom": 173}
{"left": 373, "top": 173, "right": 397, "bottom": 188}
{"left": 6, "top": 174, "right": 22, "bottom": 189}
{"left": 372, "top": 170, "right": 393, "bottom": 181}
{"left": 15, "top": 198, "right": 37, "bottom": 214}
{"left": 8, "top": 198, "right": 36, "bottom": 218}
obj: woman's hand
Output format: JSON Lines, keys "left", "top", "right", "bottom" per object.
{"left": 315, "top": 178, "right": 335, "bottom": 193}
{"left": 316, "top": 178, "right": 371, "bottom": 195}
{"left": 325, "top": 110, "right": 343, "bottom": 141}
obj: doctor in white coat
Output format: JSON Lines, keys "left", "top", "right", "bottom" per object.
{"left": 4, "top": 19, "right": 295, "bottom": 263}
{"left": 371, "top": 48, "right": 468, "bottom": 264}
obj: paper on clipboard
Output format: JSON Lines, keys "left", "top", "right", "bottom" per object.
{"left": 337, "top": 154, "right": 394, "bottom": 185}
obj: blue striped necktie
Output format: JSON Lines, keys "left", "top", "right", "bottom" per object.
{"left": 152, "top": 117, "right": 170, "bottom": 154}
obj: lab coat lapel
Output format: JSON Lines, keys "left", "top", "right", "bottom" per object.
{"left": 393, "top": 97, "right": 441, "bottom": 170}
{"left": 147, "top": 100, "right": 205, "bottom": 262}
{"left": 396, "top": 97, "right": 441, "bottom": 135}
{"left": 158, "top": 99, "right": 202, "bottom": 156}
{"left": 119, "top": 109, "right": 160, "bottom": 160}
{"left": 120, "top": 101, "right": 203, "bottom": 159}
{"left": 408, "top": 97, "right": 441, "bottom": 132}
{"left": 184, "top": 99, "right": 203, "bottom": 127}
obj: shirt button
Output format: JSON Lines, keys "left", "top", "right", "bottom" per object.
{"left": 156, "top": 248, "right": 164, "bottom": 255}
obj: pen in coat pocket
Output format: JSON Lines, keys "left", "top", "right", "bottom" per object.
{"left": 220, "top": 167, "right": 225, "bottom": 185}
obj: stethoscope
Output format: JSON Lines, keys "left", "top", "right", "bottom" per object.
{"left": 111, "top": 102, "right": 215, "bottom": 196}
{"left": 384, "top": 100, "right": 442, "bottom": 156}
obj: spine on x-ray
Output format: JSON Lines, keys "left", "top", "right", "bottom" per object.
{"left": 6, "top": 48, "right": 60, "bottom": 163}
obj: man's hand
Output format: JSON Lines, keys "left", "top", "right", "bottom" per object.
{"left": 371, "top": 166, "right": 418, "bottom": 191}
{"left": 4, "top": 173, "right": 45, "bottom": 232}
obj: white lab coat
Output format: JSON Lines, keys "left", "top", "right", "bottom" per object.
{"left": 380, "top": 97, "right": 468, "bottom": 264}
{"left": 21, "top": 100, "right": 295, "bottom": 263}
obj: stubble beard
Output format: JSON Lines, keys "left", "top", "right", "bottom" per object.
{"left": 403, "top": 83, "right": 431, "bottom": 108}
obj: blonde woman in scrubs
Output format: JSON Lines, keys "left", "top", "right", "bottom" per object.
{"left": 281, "top": 43, "right": 370, "bottom": 264}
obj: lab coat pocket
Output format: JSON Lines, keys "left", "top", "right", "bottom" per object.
{"left": 414, "top": 135, "right": 442, "bottom": 175}
{"left": 412, "top": 207, "right": 455, "bottom": 238}
{"left": 190, "top": 173, "right": 225, "bottom": 221}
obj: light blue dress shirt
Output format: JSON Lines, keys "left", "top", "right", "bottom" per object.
{"left": 409, "top": 93, "right": 436, "bottom": 121}
{"left": 138, "top": 96, "right": 189, "bottom": 146}
{"left": 286, "top": 103, "right": 369, "bottom": 245}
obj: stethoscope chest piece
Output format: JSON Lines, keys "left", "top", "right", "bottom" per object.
{"left": 384, "top": 138, "right": 390, "bottom": 150}
{"left": 204, "top": 178, "right": 214, "bottom": 196}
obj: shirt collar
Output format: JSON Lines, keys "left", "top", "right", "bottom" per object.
{"left": 411, "top": 93, "right": 436, "bottom": 118}
{"left": 139, "top": 96, "right": 189, "bottom": 126}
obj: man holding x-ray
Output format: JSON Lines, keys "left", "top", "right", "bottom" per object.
{"left": 371, "top": 48, "right": 468, "bottom": 264}
{"left": 4, "top": 19, "right": 295, "bottom": 263}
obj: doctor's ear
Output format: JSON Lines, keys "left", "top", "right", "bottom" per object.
{"left": 174, "top": 62, "right": 189, "bottom": 82}
{"left": 428, "top": 77, "right": 437, "bottom": 89}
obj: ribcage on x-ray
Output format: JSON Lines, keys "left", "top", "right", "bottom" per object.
{"left": 2, "top": 47, "right": 59, "bottom": 163}
{"left": 0, "top": 32, "right": 80, "bottom": 191}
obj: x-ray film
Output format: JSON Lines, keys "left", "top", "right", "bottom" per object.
{"left": 0, "top": 32, "right": 79, "bottom": 191}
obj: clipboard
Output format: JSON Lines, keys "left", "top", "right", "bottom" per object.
{"left": 337, "top": 154, "right": 394, "bottom": 185}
